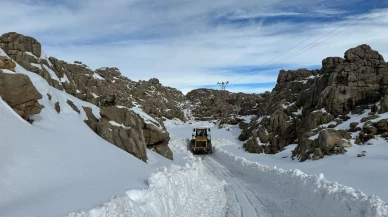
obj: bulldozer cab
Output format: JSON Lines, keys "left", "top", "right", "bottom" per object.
{"left": 195, "top": 129, "right": 207, "bottom": 137}
{"left": 192, "top": 127, "right": 210, "bottom": 139}
{"left": 191, "top": 127, "right": 212, "bottom": 154}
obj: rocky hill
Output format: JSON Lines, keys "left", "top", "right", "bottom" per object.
{"left": 186, "top": 88, "right": 266, "bottom": 124}
{"left": 3, "top": 32, "right": 387, "bottom": 164}
{"left": 239, "top": 44, "right": 388, "bottom": 161}
{"left": 0, "top": 32, "right": 187, "bottom": 161}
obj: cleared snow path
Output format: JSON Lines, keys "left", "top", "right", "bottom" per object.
{"left": 66, "top": 155, "right": 227, "bottom": 217}
{"left": 203, "top": 156, "right": 275, "bottom": 217}
{"left": 67, "top": 136, "right": 388, "bottom": 216}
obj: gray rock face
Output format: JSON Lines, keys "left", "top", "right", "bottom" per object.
{"left": 0, "top": 32, "right": 41, "bottom": 58}
{"left": 186, "top": 88, "right": 265, "bottom": 123}
{"left": 98, "top": 107, "right": 148, "bottom": 161}
{"left": 152, "top": 144, "right": 173, "bottom": 160}
{"left": 318, "top": 129, "right": 350, "bottom": 154}
{"left": 0, "top": 72, "right": 43, "bottom": 119}
{"left": 240, "top": 44, "right": 388, "bottom": 161}
{"left": 0, "top": 32, "right": 63, "bottom": 90}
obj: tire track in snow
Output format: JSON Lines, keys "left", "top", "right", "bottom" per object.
{"left": 202, "top": 156, "right": 273, "bottom": 217}
{"left": 204, "top": 160, "right": 244, "bottom": 217}
{"left": 213, "top": 163, "right": 259, "bottom": 217}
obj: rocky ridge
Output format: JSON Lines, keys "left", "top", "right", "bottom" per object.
{"left": 239, "top": 44, "right": 388, "bottom": 161}
{"left": 186, "top": 88, "right": 266, "bottom": 124}
{"left": 0, "top": 32, "right": 187, "bottom": 161}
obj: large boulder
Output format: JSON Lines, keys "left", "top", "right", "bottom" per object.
{"left": 97, "top": 122, "right": 148, "bottom": 161}
{"left": 0, "top": 32, "right": 42, "bottom": 58}
{"left": 317, "top": 45, "right": 386, "bottom": 116}
{"left": 0, "top": 33, "right": 63, "bottom": 90}
{"left": 96, "top": 107, "right": 148, "bottom": 161}
{"left": 142, "top": 122, "right": 172, "bottom": 160}
{"left": 297, "top": 111, "right": 334, "bottom": 137}
{"left": 152, "top": 144, "right": 173, "bottom": 160}
{"left": 243, "top": 137, "right": 263, "bottom": 153}
{"left": 0, "top": 72, "right": 43, "bottom": 119}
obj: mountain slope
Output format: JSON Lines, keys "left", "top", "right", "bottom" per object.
{"left": 0, "top": 32, "right": 189, "bottom": 161}
{"left": 0, "top": 48, "right": 165, "bottom": 217}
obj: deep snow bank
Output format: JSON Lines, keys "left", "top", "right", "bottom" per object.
{"left": 67, "top": 142, "right": 226, "bottom": 217}
{"left": 213, "top": 141, "right": 388, "bottom": 217}
{"left": 0, "top": 48, "right": 156, "bottom": 217}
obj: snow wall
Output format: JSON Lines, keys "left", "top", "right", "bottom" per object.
{"left": 213, "top": 145, "right": 388, "bottom": 217}
{"left": 66, "top": 155, "right": 225, "bottom": 217}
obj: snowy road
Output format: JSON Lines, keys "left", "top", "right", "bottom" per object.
{"left": 65, "top": 136, "right": 388, "bottom": 217}
{"left": 202, "top": 156, "right": 279, "bottom": 217}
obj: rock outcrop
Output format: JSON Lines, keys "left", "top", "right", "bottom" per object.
{"left": 0, "top": 72, "right": 43, "bottom": 119}
{"left": 239, "top": 44, "right": 388, "bottom": 161}
{"left": 0, "top": 56, "right": 16, "bottom": 71}
{"left": 0, "top": 32, "right": 62, "bottom": 90}
{"left": 0, "top": 32, "right": 186, "bottom": 161}
{"left": 186, "top": 88, "right": 265, "bottom": 123}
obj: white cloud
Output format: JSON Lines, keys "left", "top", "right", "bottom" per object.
{"left": 1, "top": 0, "right": 388, "bottom": 93}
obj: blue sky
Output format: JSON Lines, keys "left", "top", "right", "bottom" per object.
{"left": 1, "top": 0, "right": 388, "bottom": 94}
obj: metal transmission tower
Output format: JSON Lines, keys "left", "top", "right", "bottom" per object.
{"left": 217, "top": 81, "right": 229, "bottom": 90}
{"left": 216, "top": 81, "right": 229, "bottom": 125}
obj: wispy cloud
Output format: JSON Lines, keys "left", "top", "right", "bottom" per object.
{"left": 1, "top": 0, "right": 388, "bottom": 93}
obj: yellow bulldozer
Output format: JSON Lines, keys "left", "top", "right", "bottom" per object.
{"left": 190, "top": 127, "right": 212, "bottom": 154}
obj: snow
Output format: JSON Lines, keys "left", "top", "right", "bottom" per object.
{"left": 165, "top": 120, "right": 388, "bottom": 216}
{"left": 109, "top": 120, "right": 131, "bottom": 129}
{"left": 238, "top": 115, "right": 255, "bottom": 123}
{"left": 92, "top": 72, "right": 105, "bottom": 80}
{"left": 0, "top": 95, "right": 153, "bottom": 217}
{"left": 309, "top": 133, "right": 319, "bottom": 140}
{"left": 335, "top": 109, "right": 388, "bottom": 131}
{"left": 206, "top": 125, "right": 388, "bottom": 203}
{"left": 66, "top": 157, "right": 226, "bottom": 217}
{"left": 30, "top": 63, "right": 42, "bottom": 69}
{"left": 146, "top": 149, "right": 172, "bottom": 167}
{"left": 0, "top": 48, "right": 7, "bottom": 56}
{"left": 293, "top": 79, "right": 308, "bottom": 84}
{"left": 60, "top": 74, "right": 70, "bottom": 83}
{"left": 293, "top": 107, "right": 303, "bottom": 115}
{"left": 3, "top": 44, "right": 388, "bottom": 216}
{"left": 24, "top": 51, "right": 36, "bottom": 58}
{"left": 213, "top": 144, "right": 388, "bottom": 217}
{"left": 0, "top": 69, "right": 16, "bottom": 74}
{"left": 282, "top": 101, "right": 295, "bottom": 109}
{"left": 0, "top": 49, "right": 157, "bottom": 217}
{"left": 91, "top": 93, "right": 99, "bottom": 98}
{"left": 39, "top": 50, "right": 54, "bottom": 67}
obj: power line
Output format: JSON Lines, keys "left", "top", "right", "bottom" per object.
{"left": 260, "top": 0, "right": 367, "bottom": 67}
{"left": 229, "top": 0, "right": 383, "bottom": 83}
{"left": 273, "top": 0, "right": 384, "bottom": 65}
{"left": 278, "top": 4, "right": 385, "bottom": 63}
